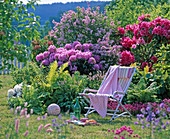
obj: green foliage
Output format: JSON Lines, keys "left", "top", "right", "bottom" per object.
{"left": 43, "top": 61, "right": 88, "bottom": 112}
{"left": 11, "top": 62, "right": 44, "bottom": 85}
{"left": 9, "top": 61, "right": 89, "bottom": 114}
{"left": 127, "top": 77, "right": 160, "bottom": 103}
{"left": 39, "top": 21, "right": 52, "bottom": 38}
{"left": 0, "top": 0, "right": 40, "bottom": 71}
{"left": 131, "top": 60, "right": 170, "bottom": 102}
{"left": 106, "top": 0, "right": 169, "bottom": 27}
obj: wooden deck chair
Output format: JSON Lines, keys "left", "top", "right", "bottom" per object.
{"left": 79, "top": 66, "right": 137, "bottom": 121}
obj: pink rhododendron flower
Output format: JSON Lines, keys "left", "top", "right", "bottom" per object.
{"left": 43, "top": 51, "right": 50, "bottom": 58}
{"left": 36, "top": 53, "right": 44, "bottom": 62}
{"left": 119, "top": 51, "right": 135, "bottom": 66}
{"left": 88, "top": 57, "right": 96, "bottom": 64}
{"left": 42, "top": 59, "right": 50, "bottom": 66}
{"left": 132, "top": 44, "right": 137, "bottom": 49}
{"left": 150, "top": 56, "right": 158, "bottom": 64}
{"left": 117, "top": 27, "right": 125, "bottom": 35}
{"left": 65, "top": 44, "right": 72, "bottom": 49}
{"left": 75, "top": 44, "right": 82, "bottom": 50}
{"left": 69, "top": 55, "right": 77, "bottom": 62}
{"left": 121, "top": 37, "right": 134, "bottom": 48}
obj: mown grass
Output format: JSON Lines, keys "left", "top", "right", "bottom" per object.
{"left": 0, "top": 75, "right": 169, "bottom": 139}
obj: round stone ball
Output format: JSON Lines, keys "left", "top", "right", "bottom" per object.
{"left": 47, "top": 104, "right": 61, "bottom": 116}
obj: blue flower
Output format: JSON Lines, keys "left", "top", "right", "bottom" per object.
{"left": 159, "top": 103, "right": 164, "bottom": 108}
{"left": 134, "top": 122, "right": 139, "bottom": 125}
{"left": 140, "top": 120, "right": 145, "bottom": 124}
{"left": 162, "top": 113, "right": 166, "bottom": 117}
{"left": 142, "top": 125, "right": 145, "bottom": 129}
{"left": 58, "top": 114, "right": 62, "bottom": 120}
{"left": 146, "top": 124, "right": 150, "bottom": 127}
{"left": 166, "top": 121, "right": 169, "bottom": 125}
{"left": 52, "top": 118, "right": 57, "bottom": 123}
{"left": 156, "top": 110, "right": 160, "bottom": 114}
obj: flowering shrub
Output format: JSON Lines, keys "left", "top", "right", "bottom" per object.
{"left": 122, "top": 15, "right": 170, "bottom": 70}
{"left": 36, "top": 41, "right": 121, "bottom": 75}
{"left": 107, "top": 99, "right": 170, "bottom": 116}
{"left": 49, "top": 6, "right": 121, "bottom": 46}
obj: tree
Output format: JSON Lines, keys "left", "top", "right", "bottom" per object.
{"left": 0, "top": 0, "right": 40, "bottom": 72}
{"left": 106, "top": 0, "right": 170, "bottom": 27}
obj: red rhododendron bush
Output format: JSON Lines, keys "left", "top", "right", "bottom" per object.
{"left": 120, "top": 14, "right": 169, "bottom": 70}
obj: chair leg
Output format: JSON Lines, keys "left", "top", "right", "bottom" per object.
{"left": 109, "top": 98, "right": 132, "bottom": 121}
{"left": 84, "top": 105, "right": 95, "bottom": 118}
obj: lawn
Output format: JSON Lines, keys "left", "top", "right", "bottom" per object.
{"left": 0, "top": 75, "right": 169, "bottom": 139}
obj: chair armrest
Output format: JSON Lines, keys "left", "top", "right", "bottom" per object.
{"left": 78, "top": 89, "right": 98, "bottom": 96}
{"left": 83, "top": 89, "right": 98, "bottom": 94}
{"left": 112, "top": 91, "right": 125, "bottom": 96}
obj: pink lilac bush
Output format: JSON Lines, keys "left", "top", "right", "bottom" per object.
{"left": 107, "top": 99, "right": 170, "bottom": 116}
{"left": 36, "top": 41, "right": 121, "bottom": 75}
{"left": 49, "top": 6, "right": 121, "bottom": 46}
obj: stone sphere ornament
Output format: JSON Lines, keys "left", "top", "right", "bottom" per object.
{"left": 47, "top": 104, "right": 61, "bottom": 116}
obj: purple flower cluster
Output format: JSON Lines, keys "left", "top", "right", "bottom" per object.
{"left": 36, "top": 41, "right": 121, "bottom": 75}
{"left": 135, "top": 103, "right": 170, "bottom": 136}
{"left": 49, "top": 5, "right": 120, "bottom": 47}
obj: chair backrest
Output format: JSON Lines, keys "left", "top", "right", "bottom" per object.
{"left": 117, "top": 67, "right": 137, "bottom": 93}
{"left": 99, "top": 66, "right": 137, "bottom": 95}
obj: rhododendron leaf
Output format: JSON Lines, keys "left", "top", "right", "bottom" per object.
{"left": 146, "top": 73, "right": 151, "bottom": 79}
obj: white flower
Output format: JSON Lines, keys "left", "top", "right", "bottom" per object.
{"left": 7, "top": 89, "right": 15, "bottom": 99}
{"left": 14, "top": 84, "right": 22, "bottom": 93}
{"left": 16, "top": 92, "right": 22, "bottom": 97}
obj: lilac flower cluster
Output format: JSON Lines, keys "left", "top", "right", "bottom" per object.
{"left": 107, "top": 125, "right": 141, "bottom": 139}
{"left": 134, "top": 103, "right": 169, "bottom": 137}
{"left": 49, "top": 5, "right": 120, "bottom": 47}
{"left": 36, "top": 41, "right": 121, "bottom": 75}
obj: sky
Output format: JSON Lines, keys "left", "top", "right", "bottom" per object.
{"left": 21, "top": 0, "right": 112, "bottom": 4}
